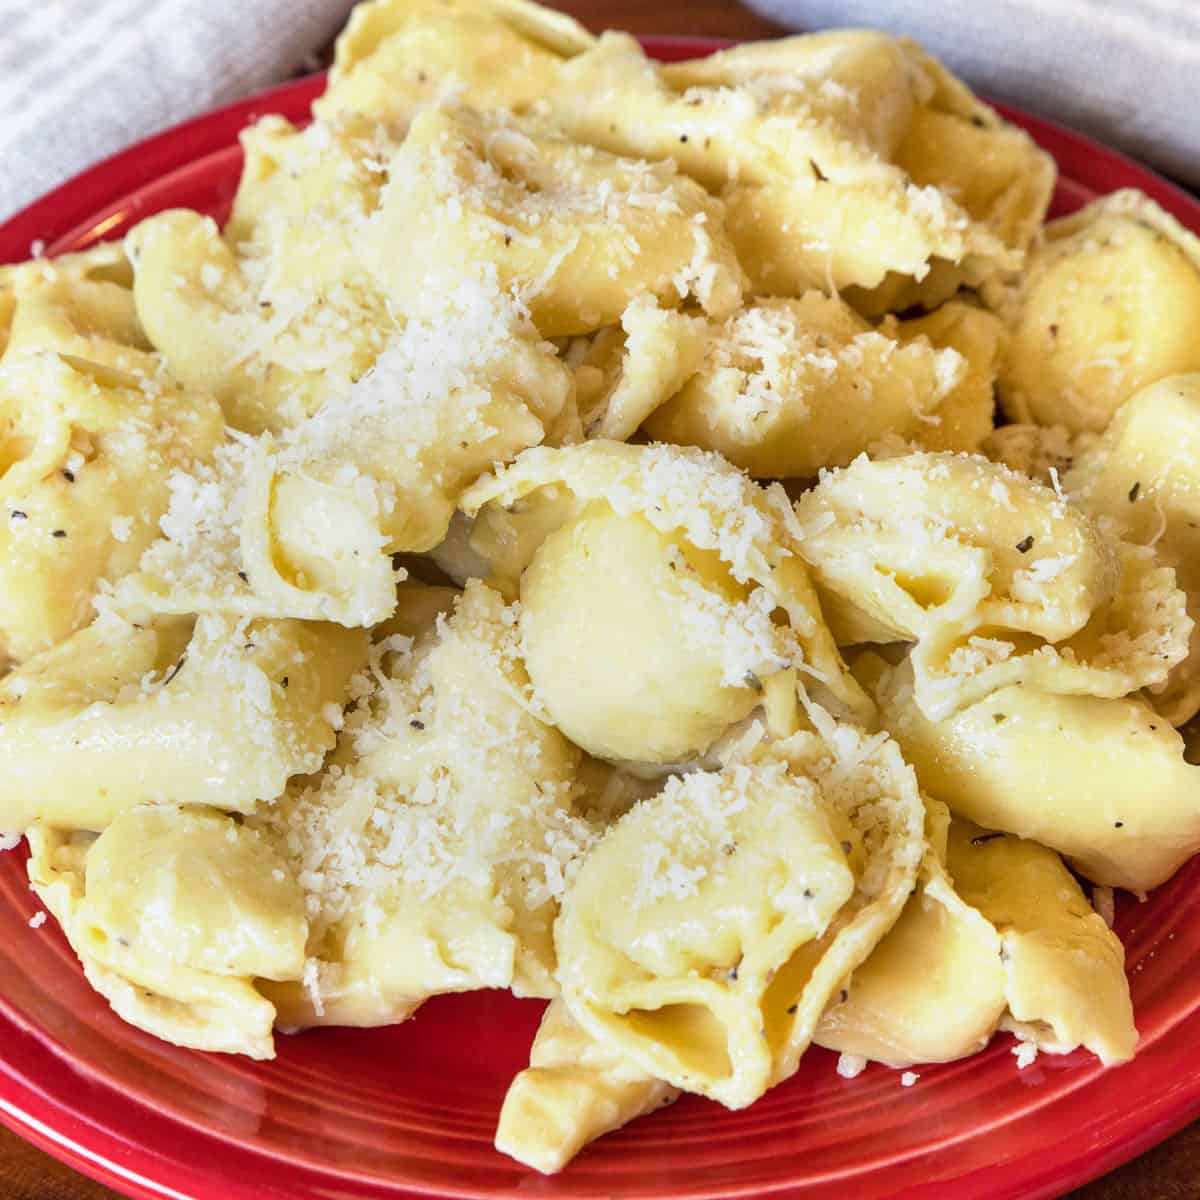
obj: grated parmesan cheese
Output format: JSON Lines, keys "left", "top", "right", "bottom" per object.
{"left": 837, "top": 1053, "right": 867, "bottom": 1079}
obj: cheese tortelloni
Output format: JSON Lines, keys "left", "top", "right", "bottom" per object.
{"left": 0, "top": 319, "right": 223, "bottom": 662}
{"left": 945, "top": 820, "right": 1136, "bottom": 1065}
{"left": 873, "top": 657, "right": 1200, "bottom": 891}
{"left": 815, "top": 794, "right": 1135, "bottom": 1067}
{"left": 0, "top": 610, "right": 367, "bottom": 834}
{"left": 1066, "top": 376, "right": 1200, "bottom": 724}
{"left": 851, "top": 44, "right": 1055, "bottom": 315}
{"left": 365, "top": 102, "right": 745, "bottom": 338}
{"left": 794, "top": 452, "right": 1189, "bottom": 719}
{"left": 255, "top": 580, "right": 597, "bottom": 1029}
{"left": 117, "top": 274, "right": 571, "bottom": 626}
{"left": 128, "top": 208, "right": 394, "bottom": 435}
{"left": 641, "top": 294, "right": 964, "bottom": 478}
{"left": 26, "top": 809, "right": 307, "bottom": 1060}
{"left": 314, "top": 0, "right": 591, "bottom": 127}
{"left": 554, "top": 715, "right": 923, "bottom": 1113}
{"left": 572, "top": 295, "right": 707, "bottom": 441}
{"left": 461, "top": 441, "right": 872, "bottom": 766}
{"left": 496, "top": 998, "right": 680, "bottom": 1175}
{"left": 814, "top": 799, "right": 1007, "bottom": 1067}
{"left": 995, "top": 190, "right": 1200, "bottom": 434}
{"left": 547, "top": 32, "right": 1020, "bottom": 300}
{"left": 897, "top": 302, "right": 1006, "bottom": 455}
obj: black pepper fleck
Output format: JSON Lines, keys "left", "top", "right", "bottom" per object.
{"left": 1016, "top": 535, "right": 1034, "bottom": 553}
{"left": 809, "top": 158, "right": 828, "bottom": 182}
{"left": 1128, "top": 481, "right": 1141, "bottom": 502}
{"left": 1115, "top": 820, "right": 1124, "bottom": 828}
{"left": 9, "top": 510, "right": 27, "bottom": 521}
{"left": 786, "top": 1004, "right": 798, "bottom": 1014}
{"left": 679, "top": 133, "right": 689, "bottom": 143}
{"left": 281, "top": 676, "right": 289, "bottom": 689}
{"left": 61, "top": 469, "right": 75, "bottom": 482}
{"left": 51, "top": 529, "right": 67, "bottom": 538}
{"left": 410, "top": 719, "right": 425, "bottom": 730}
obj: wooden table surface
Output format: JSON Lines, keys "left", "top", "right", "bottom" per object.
{"left": 3, "top": 1, "right": 1197, "bottom": 1197}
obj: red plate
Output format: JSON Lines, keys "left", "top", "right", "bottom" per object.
{"left": 2, "top": 36, "right": 1200, "bottom": 1200}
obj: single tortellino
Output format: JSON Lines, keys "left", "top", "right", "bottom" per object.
{"left": 555, "top": 711, "right": 923, "bottom": 1111}
{"left": 128, "top": 208, "right": 394, "bottom": 434}
{"left": 117, "top": 272, "right": 571, "bottom": 626}
{"left": 461, "top": 441, "right": 872, "bottom": 765}
{"left": 897, "top": 302, "right": 1006, "bottom": 455}
{"left": 545, "top": 32, "right": 1037, "bottom": 301}
{"left": 254, "top": 580, "right": 598, "bottom": 1029}
{"left": 642, "top": 294, "right": 964, "bottom": 478}
{"left": 996, "top": 190, "right": 1200, "bottom": 434}
{"left": 795, "top": 451, "right": 1188, "bottom": 719}
{"left": 814, "top": 799, "right": 1007, "bottom": 1067}
{"left": 816, "top": 794, "right": 1134, "bottom": 1067}
{"left": 496, "top": 998, "right": 679, "bottom": 1175}
{"left": 945, "top": 820, "right": 1136, "bottom": 1065}
{"left": 27, "top": 812, "right": 307, "bottom": 1060}
{"left": 573, "top": 295, "right": 707, "bottom": 442}
{"left": 850, "top": 42, "right": 1055, "bottom": 315}
{"left": 314, "top": 0, "right": 592, "bottom": 127}
{"left": 1066, "top": 376, "right": 1200, "bottom": 724}
{"left": 0, "top": 293, "right": 224, "bottom": 661}
{"left": 873, "top": 656, "right": 1200, "bottom": 891}
{"left": 0, "top": 610, "right": 366, "bottom": 834}
{"left": 365, "top": 102, "right": 744, "bottom": 338}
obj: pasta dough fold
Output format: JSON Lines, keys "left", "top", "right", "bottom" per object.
{"left": 554, "top": 707, "right": 923, "bottom": 1110}
{"left": 872, "top": 656, "right": 1200, "bottom": 891}
{"left": 461, "top": 440, "right": 872, "bottom": 762}
{"left": 27, "top": 813, "right": 307, "bottom": 1060}
{"left": 253, "top": 580, "right": 597, "bottom": 1028}
{"left": 0, "top": 610, "right": 366, "bottom": 834}
{"left": 794, "top": 452, "right": 1188, "bottom": 719}
{"left": 995, "top": 191, "right": 1200, "bottom": 434}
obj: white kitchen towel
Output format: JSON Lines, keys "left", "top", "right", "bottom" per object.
{"left": 746, "top": 0, "right": 1200, "bottom": 188}
{"left": 0, "top": 0, "right": 355, "bottom": 222}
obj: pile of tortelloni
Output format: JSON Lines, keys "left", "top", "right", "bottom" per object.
{"left": 4, "top": 0, "right": 1200, "bottom": 1174}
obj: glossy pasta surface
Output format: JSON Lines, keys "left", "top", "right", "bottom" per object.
{"left": 2, "top": 0, "right": 1194, "bottom": 1177}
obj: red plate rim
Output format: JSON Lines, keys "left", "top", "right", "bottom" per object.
{"left": 1, "top": 33, "right": 1200, "bottom": 1200}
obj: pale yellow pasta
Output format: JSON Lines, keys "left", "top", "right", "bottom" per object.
{"left": 365, "top": 102, "right": 744, "bottom": 338}
{"left": 1066, "top": 375, "right": 1200, "bottom": 724}
{"left": 898, "top": 302, "right": 1005, "bottom": 455}
{"left": 1, "top": 2, "right": 1182, "bottom": 1173}
{"left": 254, "top": 580, "right": 597, "bottom": 1028}
{"left": 0, "top": 278, "right": 224, "bottom": 660}
{"left": 574, "top": 295, "right": 707, "bottom": 441}
{"left": 554, "top": 710, "right": 923, "bottom": 1110}
{"left": 873, "top": 655, "right": 1200, "bottom": 891}
{"left": 496, "top": 999, "right": 679, "bottom": 1174}
{"left": 945, "top": 820, "right": 1136, "bottom": 1066}
{"left": 815, "top": 800, "right": 1007, "bottom": 1066}
{"left": 546, "top": 31, "right": 1035, "bottom": 302}
{"left": 128, "top": 208, "right": 395, "bottom": 434}
{"left": 850, "top": 41, "right": 1055, "bottom": 314}
{"left": 642, "top": 294, "right": 964, "bottom": 478}
{"left": 996, "top": 190, "right": 1200, "bottom": 433}
{"left": 0, "top": 610, "right": 366, "bottom": 834}
{"left": 27, "top": 813, "right": 307, "bottom": 1060}
{"left": 794, "top": 451, "right": 1188, "bottom": 719}
{"left": 314, "top": 0, "right": 592, "bottom": 127}
{"left": 816, "top": 796, "right": 1134, "bottom": 1067}
{"left": 116, "top": 271, "right": 570, "bottom": 625}
{"left": 461, "top": 441, "right": 872, "bottom": 762}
